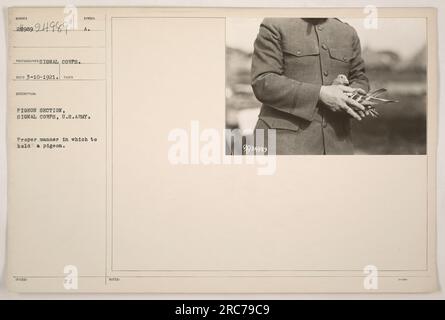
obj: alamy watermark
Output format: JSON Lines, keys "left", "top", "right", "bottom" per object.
{"left": 167, "top": 121, "right": 277, "bottom": 175}
{"left": 63, "top": 265, "right": 78, "bottom": 290}
{"left": 363, "top": 265, "right": 378, "bottom": 290}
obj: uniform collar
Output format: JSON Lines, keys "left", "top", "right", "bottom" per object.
{"left": 301, "top": 18, "right": 329, "bottom": 26}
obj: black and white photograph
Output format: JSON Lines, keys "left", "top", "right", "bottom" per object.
{"left": 226, "top": 17, "right": 427, "bottom": 155}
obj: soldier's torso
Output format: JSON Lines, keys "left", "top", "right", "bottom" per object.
{"left": 257, "top": 18, "right": 356, "bottom": 154}
{"left": 280, "top": 18, "right": 355, "bottom": 87}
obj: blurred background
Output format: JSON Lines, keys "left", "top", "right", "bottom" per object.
{"left": 226, "top": 18, "right": 427, "bottom": 155}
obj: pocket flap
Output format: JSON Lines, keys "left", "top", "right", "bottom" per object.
{"left": 329, "top": 48, "right": 353, "bottom": 62}
{"left": 259, "top": 116, "right": 301, "bottom": 132}
{"left": 282, "top": 43, "right": 320, "bottom": 57}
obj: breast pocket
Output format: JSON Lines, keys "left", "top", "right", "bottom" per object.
{"left": 282, "top": 44, "right": 320, "bottom": 80}
{"left": 328, "top": 48, "right": 353, "bottom": 75}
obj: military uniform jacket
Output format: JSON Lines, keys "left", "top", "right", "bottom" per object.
{"left": 251, "top": 18, "right": 369, "bottom": 154}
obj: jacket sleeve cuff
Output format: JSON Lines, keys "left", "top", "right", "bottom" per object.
{"left": 289, "top": 82, "right": 322, "bottom": 121}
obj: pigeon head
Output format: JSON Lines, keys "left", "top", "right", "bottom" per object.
{"left": 332, "top": 74, "right": 350, "bottom": 86}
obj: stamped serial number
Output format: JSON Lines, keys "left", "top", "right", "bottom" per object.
{"left": 16, "top": 21, "right": 68, "bottom": 34}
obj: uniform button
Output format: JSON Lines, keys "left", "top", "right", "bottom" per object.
{"left": 322, "top": 120, "right": 327, "bottom": 128}
{"left": 323, "top": 71, "right": 329, "bottom": 77}
{"left": 296, "top": 50, "right": 302, "bottom": 55}
{"left": 322, "top": 44, "right": 328, "bottom": 50}
{"left": 317, "top": 25, "right": 323, "bottom": 31}
{"left": 343, "top": 57, "right": 348, "bottom": 61}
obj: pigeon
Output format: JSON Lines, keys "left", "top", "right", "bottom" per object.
{"left": 332, "top": 74, "right": 398, "bottom": 118}
{"left": 332, "top": 74, "right": 350, "bottom": 86}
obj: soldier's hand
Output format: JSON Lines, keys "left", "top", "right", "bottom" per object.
{"left": 319, "top": 85, "right": 366, "bottom": 121}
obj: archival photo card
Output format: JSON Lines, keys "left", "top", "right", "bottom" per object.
{"left": 6, "top": 7, "right": 438, "bottom": 293}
